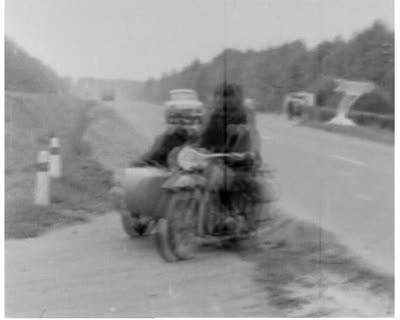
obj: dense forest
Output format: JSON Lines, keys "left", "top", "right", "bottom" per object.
{"left": 140, "top": 21, "right": 394, "bottom": 114}
{"left": 5, "top": 37, "right": 70, "bottom": 94}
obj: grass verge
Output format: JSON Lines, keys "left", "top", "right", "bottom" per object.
{"left": 5, "top": 142, "right": 114, "bottom": 240}
{"left": 238, "top": 209, "right": 394, "bottom": 317}
{"left": 5, "top": 93, "right": 114, "bottom": 239}
{"left": 298, "top": 119, "right": 394, "bottom": 145}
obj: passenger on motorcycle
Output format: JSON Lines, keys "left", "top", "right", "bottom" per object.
{"left": 130, "top": 126, "right": 191, "bottom": 168}
{"left": 131, "top": 100, "right": 202, "bottom": 170}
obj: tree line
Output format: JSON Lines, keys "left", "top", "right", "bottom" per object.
{"left": 140, "top": 21, "right": 394, "bottom": 114}
{"left": 5, "top": 37, "right": 70, "bottom": 94}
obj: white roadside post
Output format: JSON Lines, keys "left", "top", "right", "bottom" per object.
{"left": 34, "top": 150, "right": 50, "bottom": 206}
{"left": 49, "top": 137, "right": 62, "bottom": 178}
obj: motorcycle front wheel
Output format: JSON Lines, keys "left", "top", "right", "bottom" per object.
{"left": 156, "top": 190, "right": 198, "bottom": 262}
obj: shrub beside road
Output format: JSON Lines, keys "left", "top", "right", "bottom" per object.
{"left": 5, "top": 92, "right": 144, "bottom": 239}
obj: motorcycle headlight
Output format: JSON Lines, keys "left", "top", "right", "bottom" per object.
{"left": 176, "top": 147, "right": 207, "bottom": 171}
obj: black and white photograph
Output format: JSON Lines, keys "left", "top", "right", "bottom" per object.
{"left": 4, "top": 0, "right": 395, "bottom": 317}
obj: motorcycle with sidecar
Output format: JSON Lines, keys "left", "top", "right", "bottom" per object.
{"left": 110, "top": 146, "right": 278, "bottom": 262}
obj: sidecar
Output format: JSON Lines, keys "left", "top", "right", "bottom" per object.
{"left": 110, "top": 167, "right": 171, "bottom": 237}
{"left": 110, "top": 166, "right": 203, "bottom": 235}
{"left": 110, "top": 151, "right": 280, "bottom": 263}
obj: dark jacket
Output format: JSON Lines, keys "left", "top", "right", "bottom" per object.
{"left": 199, "top": 86, "right": 262, "bottom": 171}
{"left": 132, "top": 127, "right": 189, "bottom": 167}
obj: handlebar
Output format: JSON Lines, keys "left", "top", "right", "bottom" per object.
{"left": 175, "top": 146, "right": 259, "bottom": 171}
{"left": 201, "top": 151, "right": 255, "bottom": 160}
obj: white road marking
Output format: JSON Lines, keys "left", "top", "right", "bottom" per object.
{"left": 329, "top": 154, "right": 367, "bottom": 167}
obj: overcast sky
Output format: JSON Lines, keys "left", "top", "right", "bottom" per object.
{"left": 5, "top": 0, "right": 394, "bottom": 81}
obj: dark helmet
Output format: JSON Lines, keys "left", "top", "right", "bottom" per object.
{"left": 212, "top": 82, "right": 247, "bottom": 124}
{"left": 213, "top": 82, "right": 243, "bottom": 106}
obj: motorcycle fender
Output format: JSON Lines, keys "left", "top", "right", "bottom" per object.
{"left": 162, "top": 174, "right": 206, "bottom": 191}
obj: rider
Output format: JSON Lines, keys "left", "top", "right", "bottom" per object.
{"left": 131, "top": 105, "right": 200, "bottom": 168}
{"left": 131, "top": 126, "right": 190, "bottom": 167}
{"left": 199, "top": 83, "right": 267, "bottom": 231}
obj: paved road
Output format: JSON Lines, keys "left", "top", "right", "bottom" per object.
{"left": 111, "top": 100, "right": 394, "bottom": 275}
{"left": 256, "top": 114, "right": 394, "bottom": 275}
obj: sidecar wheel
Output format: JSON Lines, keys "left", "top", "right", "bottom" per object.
{"left": 155, "top": 218, "right": 179, "bottom": 262}
{"left": 121, "top": 214, "right": 148, "bottom": 237}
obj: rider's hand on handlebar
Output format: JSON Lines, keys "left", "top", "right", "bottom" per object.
{"left": 230, "top": 152, "right": 255, "bottom": 160}
{"left": 225, "top": 152, "right": 256, "bottom": 169}
{"left": 229, "top": 152, "right": 247, "bottom": 160}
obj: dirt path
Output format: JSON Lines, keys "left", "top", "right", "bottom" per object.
{"left": 6, "top": 210, "right": 393, "bottom": 317}
{"left": 5, "top": 213, "right": 277, "bottom": 317}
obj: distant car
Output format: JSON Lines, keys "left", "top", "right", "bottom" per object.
{"left": 164, "top": 89, "right": 204, "bottom": 127}
{"left": 284, "top": 92, "right": 315, "bottom": 119}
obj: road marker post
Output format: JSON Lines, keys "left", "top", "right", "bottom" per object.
{"left": 34, "top": 150, "right": 50, "bottom": 206}
{"left": 49, "top": 137, "right": 62, "bottom": 178}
